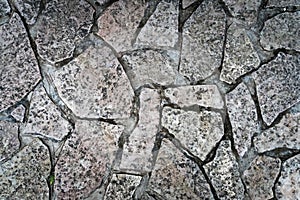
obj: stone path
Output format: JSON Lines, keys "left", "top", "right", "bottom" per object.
{"left": 0, "top": 0, "right": 299, "bottom": 199}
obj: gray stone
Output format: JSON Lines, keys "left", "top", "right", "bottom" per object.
{"left": 252, "top": 52, "right": 299, "bottom": 125}
{"left": 182, "top": 0, "right": 197, "bottom": 8}
{"left": 162, "top": 107, "right": 224, "bottom": 160}
{"left": 0, "top": 0, "right": 10, "bottom": 24}
{"left": 12, "top": 0, "right": 41, "bottom": 25}
{"left": 11, "top": 105, "right": 25, "bottom": 122}
{"left": 0, "top": 121, "right": 19, "bottom": 162}
{"left": 267, "top": 0, "right": 300, "bottom": 7}
{"left": 180, "top": 0, "right": 225, "bottom": 82}
{"left": 0, "top": 13, "right": 40, "bottom": 112}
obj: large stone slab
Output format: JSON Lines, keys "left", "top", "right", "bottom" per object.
{"left": 12, "top": 0, "right": 41, "bottom": 25}
{"left": 0, "top": 121, "right": 20, "bottom": 162}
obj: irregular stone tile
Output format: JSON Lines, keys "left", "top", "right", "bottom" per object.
{"left": 104, "top": 174, "right": 142, "bottom": 200}
{"left": 180, "top": 0, "right": 225, "bottom": 82}
{"left": 182, "top": 0, "right": 197, "bottom": 8}
{"left": 135, "top": 0, "right": 179, "bottom": 48}
{"left": 261, "top": 12, "right": 300, "bottom": 51}
{"left": 51, "top": 37, "right": 134, "bottom": 119}
{"left": 12, "top": 0, "right": 41, "bottom": 25}
{"left": 275, "top": 154, "right": 300, "bottom": 199}
{"left": 30, "top": 0, "right": 93, "bottom": 63}
{"left": 226, "top": 83, "right": 258, "bottom": 157}
{"left": 204, "top": 140, "right": 245, "bottom": 199}
{"left": 0, "top": 139, "right": 50, "bottom": 199}
{"left": 0, "top": 121, "right": 19, "bottom": 162}
{"left": 0, "top": 0, "right": 10, "bottom": 24}
{"left": 243, "top": 155, "right": 281, "bottom": 199}
{"left": 165, "top": 85, "right": 223, "bottom": 109}
{"left": 252, "top": 52, "right": 299, "bottom": 125}
{"left": 220, "top": 23, "right": 260, "bottom": 84}
{"left": 162, "top": 107, "right": 224, "bottom": 160}
{"left": 120, "top": 89, "right": 160, "bottom": 172}
{"left": 97, "top": 0, "right": 147, "bottom": 52}
{"left": 11, "top": 105, "right": 25, "bottom": 122}
{"left": 0, "top": 13, "right": 40, "bottom": 112}
{"left": 121, "top": 49, "right": 179, "bottom": 90}
{"left": 55, "top": 120, "right": 123, "bottom": 199}
{"left": 268, "top": 0, "right": 300, "bottom": 6}
{"left": 148, "top": 139, "right": 214, "bottom": 199}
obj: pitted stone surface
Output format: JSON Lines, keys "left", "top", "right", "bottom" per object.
{"left": 226, "top": 83, "right": 258, "bottom": 157}
{"left": 243, "top": 155, "right": 281, "bottom": 199}
{"left": 30, "top": 0, "right": 93, "bottom": 63}
{"left": 162, "top": 107, "right": 224, "bottom": 160}
{"left": 164, "top": 85, "right": 224, "bottom": 109}
{"left": 55, "top": 120, "right": 123, "bottom": 199}
{"left": 180, "top": 0, "right": 225, "bottom": 82}
{"left": 204, "top": 140, "right": 245, "bottom": 199}
{"left": 11, "top": 104, "right": 25, "bottom": 122}
{"left": 12, "top": 0, "right": 41, "bottom": 25}
{"left": 0, "top": 13, "right": 40, "bottom": 112}
{"left": 0, "top": 0, "right": 10, "bottom": 24}
{"left": 51, "top": 37, "right": 134, "bottom": 119}
{"left": 135, "top": 0, "right": 179, "bottom": 48}
{"left": 252, "top": 52, "right": 300, "bottom": 125}
{"left": 0, "top": 121, "right": 19, "bottom": 162}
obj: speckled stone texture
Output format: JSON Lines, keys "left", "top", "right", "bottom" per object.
{"left": 12, "top": 0, "right": 41, "bottom": 25}
{"left": 0, "top": 0, "right": 10, "bottom": 24}
{"left": 267, "top": 0, "right": 300, "bottom": 6}
{"left": 0, "top": 121, "right": 19, "bottom": 162}
{"left": 182, "top": 0, "right": 197, "bottom": 8}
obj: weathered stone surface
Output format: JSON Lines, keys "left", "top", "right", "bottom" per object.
{"left": 12, "top": 0, "right": 41, "bottom": 25}
{"left": 0, "top": 0, "right": 10, "bottom": 24}
{"left": 121, "top": 49, "right": 179, "bottom": 90}
{"left": 164, "top": 85, "right": 224, "bottom": 109}
{"left": 30, "top": 0, "right": 93, "bottom": 63}
{"left": 97, "top": 0, "right": 147, "bottom": 52}
{"left": 148, "top": 139, "right": 214, "bottom": 199}
{"left": 268, "top": 0, "right": 300, "bottom": 6}
{"left": 275, "top": 154, "right": 300, "bottom": 199}
{"left": 11, "top": 105, "right": 25, "bottom": 122}
{"left": 55, "top": 120, "right": 123, "bottom": 199}
{"left": 204, "top": 140, "right": 245, "bottom": 199}
{"left": 162, "top": 107, "right": 224, "bottom": 160}
{"left": 220, "top": 23, "right": 260, "bottom": 84}
{"left": 0, "top": 13, "right": 40, "bottom": 112}
{"left": 261, "top": 12, "right": 300, "bottom": 51}
{"left": 180, "top": 0, "right": 225, "bottom": 82}
{"left": 182, "top": 0, "right": 197, "bottom": 8}
{"left": 0, "top": 121, "right": 19, "bottom": 162}
{"left": 252, "top": 52, "right": 299, "bottom": 125}
{"left": 226, "top": 83, "right": 258, "bottom": 157}
{"left": 51, "top": 37, "right": 134, "bottom": 119}
{"left": 135, "top": 0, "right": 178, "bottom": 48}
{"left": 120, "top": 89, "right": 160, "bottom": 172}
{"left": 0, "top": 139, "right": 50, "bottom": 199}
{"left": 243, "top": 155, "right": 281, "bottom": 199}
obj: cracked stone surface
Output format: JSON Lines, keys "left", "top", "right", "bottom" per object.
{"left": 12, "top": 0, "right": 41, "bottom": 25}
{"left": 182, "top": 0, "right": 197, "bottom": 8}
{"left": 0, "top": 121, "right": 19, "bottom": 162}
{"left": 11, "top": 104, "right": 26, "bottom": 122}
{"left": 0, "top": 0, "right": 10, "bottom": 24}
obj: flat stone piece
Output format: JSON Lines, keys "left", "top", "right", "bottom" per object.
{"left": 162, "top": 107, "right": 224, "bottom": 160}
{"left": 180, "top": 0, "right": 225, "bottom": 82}
{"left": 261, "top": 12, "right": 300, "bottom": 51}
{"left": 31, "top": 0, "right": 93, "bottom": 63}
{"left": 0, "top": 121, "right": 19, "bottom": 162}
{"left": 275, "top": 154, "right": 300, "bottom": 199}
{"left": 55, "top": 120, "right": 123, "bottom": 199}
{"left": 226, "top": 83, "right": 258, "bottom": 157}
{"left": 11, "top": 105, "right": 25, "bottom": 122}
{"left": 0, "top": 13, "right": 40, "bottom": 112}
{"left": 164, "top": 85, "right": 224, "bottom": 109}
{"left": 0, "top": 139, "right": 50, "bottom": 199}
{"left": 97, "top": 0, "right": 147, "bottom": 52}
{"left": 204, "top": 140, "right": 245, "bottom": 199}
{"left": 182, "top": 0, "right": 197, "bottom": 8}
{"left": 120, "top": 89, "right": 160, "bottom": 172}
{"left": 135, "top": 0, "right": 178, "bottom": 48}
{"left": 104, "top": 174, "right": 142, "bottom": 200}
{"left": 148, "top": 139, "right": 214, "bottom": 199}
{"left": 51, "top": 38, "right": 135, "bottom": 119}
{"left": 243, "top": 155, "right": 281, "bottom": 199}
{"left": 12, "top": 0, "right": 41, "bottom": 25}
{"left": 0, "top": 0, "right": 10, "bottom": 24}
{"left": 268, "top": 0, "right": 300, "bottom": 6}
{"left": 252, "top": 52, "right": 300, "bottom": 125}
{"left": 220, "top": 23, "right": 260, "bottom": 84}
{"left": 121, "top": 49, "right": 179, "bottom": 90}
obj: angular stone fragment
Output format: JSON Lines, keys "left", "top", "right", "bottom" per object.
{"left": 275, "top": 154, "right": 300, "bottom": 199}
{"left": 0, "top": 13, "right": 40, "bottom": 112}
{"left": 11, "top": 105, "right": 25, "bottom": 122}
{"left": 30, "top": 0, "right": 93, "bottom": 63}
{"left": 0, "top": 0, "right": 10, "bottom": 24}
{"left": 0, "top": 139, "right": 50, "bottom": 199}
{"left": 12, "top": 0, "right": 41, "bottom": 25}
{"left": 0, "top": 121, "right": 19, "bottom": 162}
{"left": 204, "top": 140, "right": 245, "bottom": 199}
{"left": 55, "top": 120, "right": 123, "bottom": 199}
{"left": 164, "top": 85, "right": 224, "bottom": 109}
{"left": 97, "top": 0, "right": 147, "bottom": 52}
{"left": 51, "top": 37, "right": 134, "bottom": 119}
{"left": 220, "top": 23, "right": 260, "bottom": 84}
{"left": 120, "top": 89, "right": 160, "bottom": 172}
{"left": 243, "top": 155, "right": 281, "bottom": 199}
{"left": 226, "top": 83, "right": 258, "bottom": 157}
{"left": 252, "top": 52, "right": 299, "bottom": 125}
{"left": 162, "top": 107, "right": 224, "bottom": 160}
{"left": 121, "top": 49, "right": 179, "bottom": 90}
{"left": 268, "top": 0, "right": 300, "bottom": 6}
{"left": 148, "top": 139, "right": 214, "bottom": 199}
{"left": 182, "top": 0, "right": 197, "bottom": 8}
{"left": 261, "top": 12, "right": 300, "bottom": 51}
{"left": 180, "top": 0, "right": 225, "bottom": 82}
{"left": 135, "top": 0, "right": 178, "bottom": 48}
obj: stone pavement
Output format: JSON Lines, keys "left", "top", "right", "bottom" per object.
{"left": 0, "top": 0, "right": 299, "bottom": 199}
